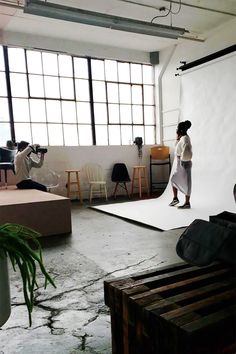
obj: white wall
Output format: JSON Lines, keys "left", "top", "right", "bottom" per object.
{"left": 1, "top": 31, "right": 150, "bottom": 64}
{"left": 2, "top": 145, "right": 158, "bottom": 198}
{"left": 44, "top": 145, "right": 152, "bottom": 198}
{"left": 158, "top": 18, "right": 236, "bottom": 151}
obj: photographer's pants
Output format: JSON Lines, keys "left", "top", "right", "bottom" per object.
{"left": 17, "top": 179, "right": 47, "bottom": 192}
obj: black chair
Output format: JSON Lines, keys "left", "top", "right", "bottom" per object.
{"left": 0, "top": 147, "right": 16, "bottom": 187}
{"left": 111, "top": 163, "right": 131, "bottom": 198}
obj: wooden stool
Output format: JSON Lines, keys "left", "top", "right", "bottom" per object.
{"left": 131, "top": 165, "right": 149, "bottom": 198}
{"left": 65, "top": 169, "right": 83, "bottom": 204}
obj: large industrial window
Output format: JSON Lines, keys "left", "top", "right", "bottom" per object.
{"left": 92, "top": 58, "right": 155, "bottom": 146}
{"left": 1, "top": 45, "right": 156, "bottom": 146}
{"left": 0, "top": 47, "right": 11, "bottom": 146}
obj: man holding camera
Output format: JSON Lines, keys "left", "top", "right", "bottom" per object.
{"left": 14, "top": 140, "right": 47, "bottom": 192}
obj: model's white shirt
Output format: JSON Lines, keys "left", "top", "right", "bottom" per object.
{"left": 14, "top": 146, "right": 44, "bottom": 184}
{"left": 176, "top": 135, "right": 192, "bottom": 161}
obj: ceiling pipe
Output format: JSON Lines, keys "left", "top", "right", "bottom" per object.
{"left": 161, "top": 0, "right": 236, "bottom": 17}
{"left": 24, "top": 0, "right": 188, "bottom": 39}
{"left": 118, "top": 0, "right": 236, "bottom": 17}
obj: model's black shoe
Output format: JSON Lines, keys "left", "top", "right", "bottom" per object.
{"left": 169, "top": 198, "right": 179, "bottom": 206}
{"left": 178, "top": 203, "right": 191, "bottom": 209}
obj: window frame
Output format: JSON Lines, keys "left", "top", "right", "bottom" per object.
{"left": 2, "top": 45, "right": 156, "bottom": 146}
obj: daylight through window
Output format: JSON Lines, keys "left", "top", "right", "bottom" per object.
{"left": 0, "top": 45, "right": 156, "bottom": 146}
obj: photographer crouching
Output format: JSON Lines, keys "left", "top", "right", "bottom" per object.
{"left": 14, "top": 141, "right": 48, "bottom": 192}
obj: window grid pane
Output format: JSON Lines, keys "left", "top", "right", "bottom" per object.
{"left": 46, "top": 100, "right": 62, "bottom": 123}
{"left": 145, "top": 125, "right": 155, "bottom": 144}
{"left": 108, "top": 125, "right": 121, "bottom": 145}
{"left": 30, "top": 99, "right": 47, "bottom": 122}
{"left": 32, "top": 123, "right": 48, "bottom": 145}
{"left": 8, "top": 48, "right": 26, "bottom": 73}
{"left": 58, "top": 55, "right": 73, "bottom": 77}
{"left": 10, "top": 73, "right": 28, "bottom": 97}
{"left": 12, "top": 98, "right": 30, "bottom": 122}
{"left": 74, "top": 57, "right": 89, "bottom": 79}
{"left": 75, "top": 79, "right": 90, "bottom": 101}
{"left": 76, "top": 102, "right": 91, "bottom": 124}
{"left": 95, "top": 125, "right": 108, "bottom": 146}
{"left": 78, "top": 125, "right": 93, "bottom": 146}
{"left": 44, "top": 76, "right": 60, "bottom": 98}
{"left": 14, "top": 122, "right": 32, "bottom": 143}
{"left": 118, "top": 62, "right": 130, "bottom": 83}
{"left": 29, "top": 74, "right": 45, "bottom": 97}
{"left": 42, "top": 52, "right": 58, "bottom": 76}
{"left": 91, "top": 59, "right": 105, "bottom": 80}
{"left": 62, "top": 101, "right": 77, "bottom": 123}
{"left": 108, "top": 104, "right": 119, "bottom": 124}
{"left": 121, "top": 125, "right": 132, "bottom": 145}
{"left": 27, "top": 50, "right": 43, "bottom": 74}
{"left": 6, "top": 46, "right": 155, "bottom": 146}
{"left": 93, "top": 81, "right": 106, "bottom": 102}
{"left": 94, "top": 103, "right": 107, "bottom": 124}
{"left": 105, "top": 60, "right": 118, "bottom": 81}
{"left": 0, "top": 123, "right": 11, "bottom": 145}
{"left": 48, "top": 123, "right": 63, "bottom": 145}
{"left": 0, "top": 98, "right": 10, "bottom": 121}
{"left": 60, "top": 77, "right": 74, "bottom": 99}
{"left": 64, "top": 124, "right": 79, "bottom": 146}
{"left": 0, "top": 72, "right": 7, "bottom": 96}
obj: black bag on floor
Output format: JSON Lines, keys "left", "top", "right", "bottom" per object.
{"left": 176, "top": 218, "right": 236, "bottom": 266}
{"left": 209, "top": 211, "right": 236, "bottom": 265}
{"left": 210, "top": 211, "right": 236, "bottom": 232}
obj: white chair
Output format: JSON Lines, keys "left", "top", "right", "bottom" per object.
{"left": 83, "top": 163, "right": 108, "bottom": 203}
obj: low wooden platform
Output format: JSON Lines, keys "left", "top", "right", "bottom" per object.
{"left": 0, "top": 188, "right": 71, "bottom": 237}
{"left": 104, "top": 262, "right": 236, "bottom": 354}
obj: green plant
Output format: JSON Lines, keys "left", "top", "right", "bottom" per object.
{"left": 0, "top": 223, "right": 56, "bottom": 326}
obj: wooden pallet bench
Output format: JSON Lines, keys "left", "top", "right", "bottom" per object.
{"left": 104, "top": 262, "right": 236, "bottom": 354}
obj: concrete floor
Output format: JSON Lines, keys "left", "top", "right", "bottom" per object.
{"left": 0, "top": 200, "right": 184, "bottom": 354}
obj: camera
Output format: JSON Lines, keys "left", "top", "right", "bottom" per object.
{"left": 36, "top": 146, "right": 48, "bottom": 154}
{"left": 134, "top": 137, "right": 143, "bottom": 147}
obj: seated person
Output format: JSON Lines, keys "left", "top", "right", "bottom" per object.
{"left": 14, "top": 141, "right": 47, "bottom": 192}
{"left": 6, "top": 140, "right": 17, "bottom": 150}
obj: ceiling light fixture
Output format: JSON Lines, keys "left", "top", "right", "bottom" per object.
{"left": 24, "top": 0, "right": 188, "bottom": 40}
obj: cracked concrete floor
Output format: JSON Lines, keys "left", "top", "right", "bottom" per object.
{"left": 0, "top": 202, "right": 184, "bottom": 354}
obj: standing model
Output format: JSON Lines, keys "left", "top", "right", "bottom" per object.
{"left": 169, "top": 120, "right": 192, "bottom": 209}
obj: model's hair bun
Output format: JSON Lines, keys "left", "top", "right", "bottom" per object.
{"left": 184, "top": 120, "right": 192, "bottom": 130}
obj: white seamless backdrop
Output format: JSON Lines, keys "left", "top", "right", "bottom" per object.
{"left": 94, "top": 53, "right": 236, "bottom": 230}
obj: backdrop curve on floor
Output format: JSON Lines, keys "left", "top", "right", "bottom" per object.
{"left": 93, "top": 53, "right": 236, "bottom": 230}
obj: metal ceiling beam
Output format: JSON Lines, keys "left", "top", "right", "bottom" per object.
{"left": 24, "top": 0, "right": 189, "bottom": 39}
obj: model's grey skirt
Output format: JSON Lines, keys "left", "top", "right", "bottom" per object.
{"left": 171, "top": 158, "right": 192, "bottom": 195}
